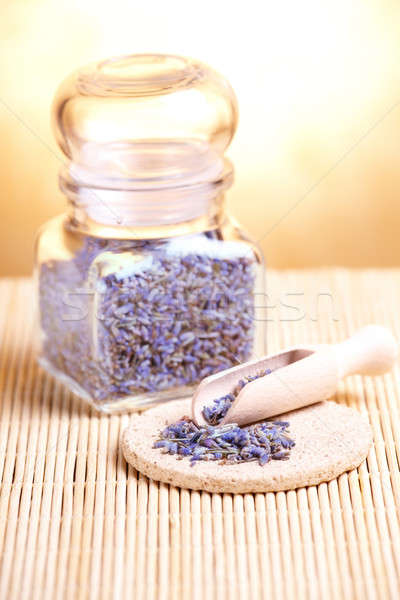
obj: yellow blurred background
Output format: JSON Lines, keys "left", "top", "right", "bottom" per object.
{"left": 1, "top": 0, "right": 400, "bottom": 275}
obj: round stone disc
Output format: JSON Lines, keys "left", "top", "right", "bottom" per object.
{"left": 122, "top": 399, "right": 372, "bottom": 493}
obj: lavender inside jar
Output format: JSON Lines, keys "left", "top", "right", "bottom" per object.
{"left": 37, "top": 224, "right": 264, "bottom": 412}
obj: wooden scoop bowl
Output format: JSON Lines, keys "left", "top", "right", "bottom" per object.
{"left": 192, "top": 325, "right": 398, "bottom": 427}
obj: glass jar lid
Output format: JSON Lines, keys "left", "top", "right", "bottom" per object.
{"left": 53, "top": 54, "right": 238, "bottom": 189}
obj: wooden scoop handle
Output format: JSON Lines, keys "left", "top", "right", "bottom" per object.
{"left": 334, "top": 325, "right": 398, "bottom": 378}
{"left": 218, "top": 325, "right": 398, "bottom": 426}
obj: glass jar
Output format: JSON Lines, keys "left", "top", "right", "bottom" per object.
{"left": 35, "top": 54, "right": 266, "bottom": 413}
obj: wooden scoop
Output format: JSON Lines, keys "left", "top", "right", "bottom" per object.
{"left": 192, "top": 325, "right": 398, "bottom": 427}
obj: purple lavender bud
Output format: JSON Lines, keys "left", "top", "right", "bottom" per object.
{"left": 178, "top": 447, "right": 191, "bottom": 456}
{"left": 250, "top": 446, "right": 263, "bottom": 458}
{"left": 203, "top": 438, "right": 214, "bottom": 448}
{"left": 192, "top": 447, "right": 206, "bottom": 457}
{"left": 153, "top": 440, "right": 168, "bottom": 449}
{"left": 280, "top": 437, "right": 295, "bottom": 449}
{"left": 240, "top": 447, "right": 253, "bottom": 459}
{"left": 168, "top": 442, "right": 178, "bottom": 454}
{"left": 258, "top": 453, "right": 270, "bottom": 466}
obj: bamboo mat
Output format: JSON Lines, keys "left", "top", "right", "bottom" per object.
{"left": 1, "top": 271, "right": 400, "bottom": 600}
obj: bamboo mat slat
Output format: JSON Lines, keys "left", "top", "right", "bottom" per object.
{"left": 0, "top": 271, "right": 400, "bottom": 600}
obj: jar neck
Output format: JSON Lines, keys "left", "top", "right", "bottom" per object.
{"left": 64, "top": 189, "right": 230, "bottom": 240}
{"left": 65, "top": 205, "right": 228, "bottom": 240}
{"left": 60, "top": 159, "right": 233, "bottom": 239}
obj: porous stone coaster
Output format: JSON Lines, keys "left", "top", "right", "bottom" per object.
{"left": 122, "top": 399, "right": 372, "bottom": 493}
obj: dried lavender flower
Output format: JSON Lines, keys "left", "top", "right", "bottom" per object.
{"left": 153, "top": 415, "right": 295, "bottom": 467}
{"left": 202, "top": 368, "right": 272, "bottom": 425}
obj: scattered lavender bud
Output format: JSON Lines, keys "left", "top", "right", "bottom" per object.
{"left": 258, "top": 453, "right": 270, "bottom": 466}
{"left": 154, "top": 440, "right": 168, "bottom": 449}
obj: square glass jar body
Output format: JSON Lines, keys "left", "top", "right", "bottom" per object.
{"left": 36, "top": 216, "right": 266, "bottom": 412}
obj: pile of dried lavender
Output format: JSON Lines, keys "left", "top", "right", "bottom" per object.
{"left": 202, "top": 367, "right": 272, "bottom": 425}
{"left": 153, "top": 417, "right": 294, "bottom": 466}
{"left": 154, "top": 368, "right": 295, "bottom": 467}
